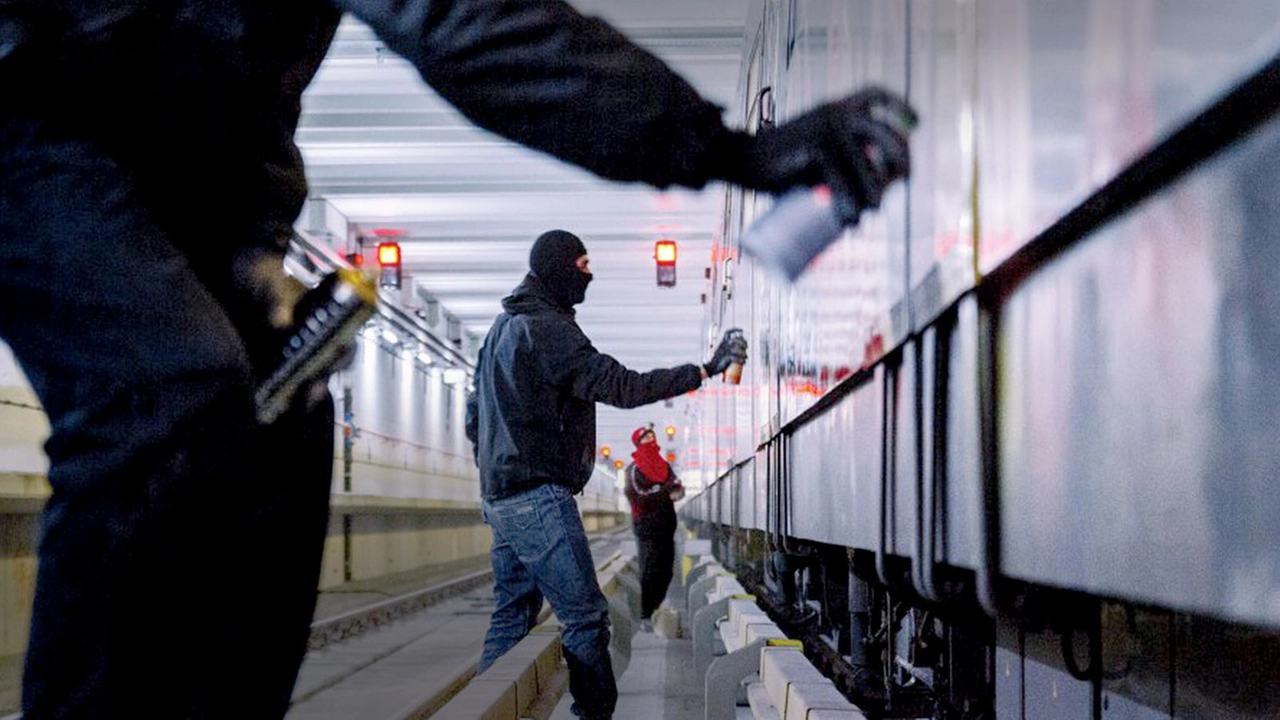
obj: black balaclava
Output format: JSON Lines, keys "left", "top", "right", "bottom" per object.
{"left": 529, "top": 229, "right": 592, "bottom": 309}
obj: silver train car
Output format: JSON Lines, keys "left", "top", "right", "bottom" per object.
{"left": 680, "top": 1, "right": 1280, "bottom": 717}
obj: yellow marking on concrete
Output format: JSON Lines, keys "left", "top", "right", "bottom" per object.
{"left": 766, "top": 639, "right": 803, "bottom": 648}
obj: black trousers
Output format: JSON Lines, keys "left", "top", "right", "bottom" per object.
{"left": 633, "top": 512, "right": 677, "bottom": 620}
{"left": 0, "top": 108, "right": 334, "bottom": 719}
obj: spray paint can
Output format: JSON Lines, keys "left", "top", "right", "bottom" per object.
{"left": 737, "top": 184, "right": 846, "bottom": 283}
{"left": 255, "top": 268, "right": 378, "bottom": 424}
{"left": 723, "top": 328, "right": 746, "bottom": 385}
{"left": 739, "top": 94, "right": 917, "bottom": 282}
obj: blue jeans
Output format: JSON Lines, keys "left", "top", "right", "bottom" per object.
{"left": 480, "top": 483, "right": 617, "bottom": 720}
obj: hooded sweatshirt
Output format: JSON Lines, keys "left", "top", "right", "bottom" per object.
{"left": 466, "top": 273, "right": 701, "bottom": 501}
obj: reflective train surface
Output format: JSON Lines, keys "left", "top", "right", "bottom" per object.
{"left": 682, "top": 1, "right": 1280, "bottom": 718}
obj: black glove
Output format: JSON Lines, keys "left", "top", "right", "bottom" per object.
{"left": 704, "top": 329, "right": 748, "bottom": 376}
{"left": 232, "top": 251, "right": 358, "bottom": 419}
{"left": 230, "top": 248, "right": 308, "bottom": 373}
{"left": 721, "top": 87, "right": 916, "bottom": 225}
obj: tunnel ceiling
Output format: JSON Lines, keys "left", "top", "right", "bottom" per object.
{"left": 297, "top": 0, "right": 749, "bottom": 475}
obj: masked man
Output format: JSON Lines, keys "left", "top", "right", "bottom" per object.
{"left": 466, "top": 229, "right": 747, "bottom": 720}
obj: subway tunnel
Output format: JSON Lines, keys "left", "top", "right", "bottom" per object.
{"left": 2, "top": 1, "right": 1280, "bottom": 718}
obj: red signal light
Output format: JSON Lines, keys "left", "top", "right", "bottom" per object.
{"left": 377, "top": 242, "right": 401, "bottom": 267}
{"left": 655, "top": 240, "right": 677, "bottom": 264}
{"left": 666, "top": 452, "right": 676, "bottom": 463}
{"left": 376, "top": 242, "right": 402, "bottom": 289}
{"left": 655, "top": 239, "right": 677, "bottom": 287}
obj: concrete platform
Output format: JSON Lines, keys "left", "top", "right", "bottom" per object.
{"left": 549, "top": 619, "right": 703, "bottom": 720}
{"left": 551, "top": 534, "right": 709, "bottom": 720}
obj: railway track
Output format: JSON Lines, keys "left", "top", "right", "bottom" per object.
{"left": 306, "top": 568, "right": 495, "bottom": 653}
{"left": 286, "top": 534, "right": 625, "bottom": 719}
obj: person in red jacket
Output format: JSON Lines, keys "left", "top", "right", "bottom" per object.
{"left": 625, "top": 425, "right": 685, "bottom": 625}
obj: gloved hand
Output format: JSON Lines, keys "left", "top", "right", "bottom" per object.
{"left": 232, "top": 249, "right": 307, "bottom": 336}
{"left": 231, "top": 249, "right": 353, "bottom": 417}
{"left": 230, "top": 249, "right": 308, "bottom": 373}
{"left": 730, "top": 87, "right": 916, "bottom": 225}
{"left": 704, "top": 328, "right": 748, "bottom": 377}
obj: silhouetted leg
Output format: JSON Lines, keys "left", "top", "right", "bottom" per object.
{"left": 0, "top": 112, "right": 333, "bottom": 720}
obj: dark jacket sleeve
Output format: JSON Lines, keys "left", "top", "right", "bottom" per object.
{"left": 330, "top": 0, "right": 733, "bottom": 189}
{"left": 464, "top": 389, "right": 478, "bottom": 458}
{"left": 535, "top": 315, "right": 701, "bottom": 408}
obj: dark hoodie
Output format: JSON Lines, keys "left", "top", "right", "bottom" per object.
{"left": 466, "top": 275, "right": 702, "bottom": 501}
